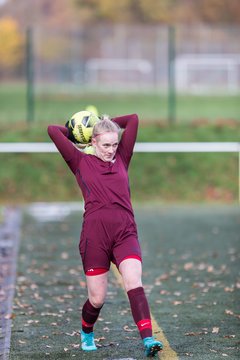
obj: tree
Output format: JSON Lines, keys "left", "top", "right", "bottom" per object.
{"left": 196, "top": 0, "right": 240, "bottom": 24}
{"left": 0, "top": 17, "right": 24, "bottom": 76}
{"left": 74, "top": 0, "right": 240, "bottom": 24}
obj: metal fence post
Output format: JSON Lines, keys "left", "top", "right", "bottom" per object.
{"left": 26, "top": 27, "right": 35, "bottom": 123}
{"left": 168, "top": 26, "right": 176, "bottom": 124}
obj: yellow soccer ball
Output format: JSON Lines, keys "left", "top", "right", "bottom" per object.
{"left": 67, "top": 110, "right": 100, "bottom": 144}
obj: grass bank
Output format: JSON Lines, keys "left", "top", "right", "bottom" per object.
{"left": 0, "top": 121, "right": 239, "bottom": 204}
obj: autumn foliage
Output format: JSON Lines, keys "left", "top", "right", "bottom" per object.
{"left": 73, "top": 0, "right": 240, "bottom": 24}
{"left": 1, "top": 0, "right": 240, "bottom": 28}
{"left": 0, "top": 17, "right": 24, "bottom": 76}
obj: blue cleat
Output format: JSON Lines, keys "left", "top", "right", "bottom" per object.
{"left": 143, "top": 336, "right": 163, "bottom": 357}
{"left": 80, "top": 330, "right": 97, "bottom": 351}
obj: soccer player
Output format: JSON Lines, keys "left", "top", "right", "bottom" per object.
{"left": 47, "top": 114, "right": 163, "bottom": 357}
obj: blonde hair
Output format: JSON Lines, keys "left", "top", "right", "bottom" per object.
{"left": 92, "top": 114, "right": 121, "bottom": 139}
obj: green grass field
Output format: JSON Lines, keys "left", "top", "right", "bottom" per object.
{"left": 1, "top": 81, "right": 239, "bottom": 359}
{"left": 0, "top": 82, "right": 240, "bottom": 123}
{"left": 8, "top": 203, "right": 240, "bottom": 359}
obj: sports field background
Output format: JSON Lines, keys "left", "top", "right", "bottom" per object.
{"left": 7, "top": 203, "right": 239, "bottom": 359}
{"left": 1, "top": 7, "right": 240, "bottom": 359}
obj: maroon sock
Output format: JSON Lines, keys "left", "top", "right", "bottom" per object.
{"left": 81, "top": 299, "right": 103, "bottom": 333}
{"left": 127, "top": 286, "right": 152, "bottom": 339}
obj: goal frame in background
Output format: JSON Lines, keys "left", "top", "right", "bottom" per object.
{"left": 175, "top": 55, "right": 240, "bottom": 93}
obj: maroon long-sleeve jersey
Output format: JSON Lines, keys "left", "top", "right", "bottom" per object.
{"left": 48, "top": 114, "right": 138, "bottom": 218}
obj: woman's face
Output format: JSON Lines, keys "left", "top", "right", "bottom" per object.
{"left": 92, "top": 132, "right": 119, "bottom": 162}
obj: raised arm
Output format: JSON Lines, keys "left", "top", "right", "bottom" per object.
{"left": 47, "top": 125, "right": 82, "bottom": 174}
{"left": 112, "top": 113, "right": 139, "bottom": 167}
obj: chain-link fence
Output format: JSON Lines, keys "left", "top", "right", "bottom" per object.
{"left": 27, "top": 24, "right": 240, "bottom": 94}
{"left": 1, "top": 24, "right": 240, "bottom": 123}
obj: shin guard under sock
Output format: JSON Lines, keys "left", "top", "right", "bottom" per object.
{"left": 127, "top": 286, "right": 152, "bottom": 339}
{"left": 81, "top": 299, "right": 102, "bottom": 333}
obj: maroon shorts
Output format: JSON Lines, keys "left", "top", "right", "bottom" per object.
{"left": 79, "top": 207, "right": 142, "bottom": 274}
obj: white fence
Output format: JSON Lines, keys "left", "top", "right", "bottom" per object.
{"left": 0, "top": 142, "right": 239, "bottom": 153}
